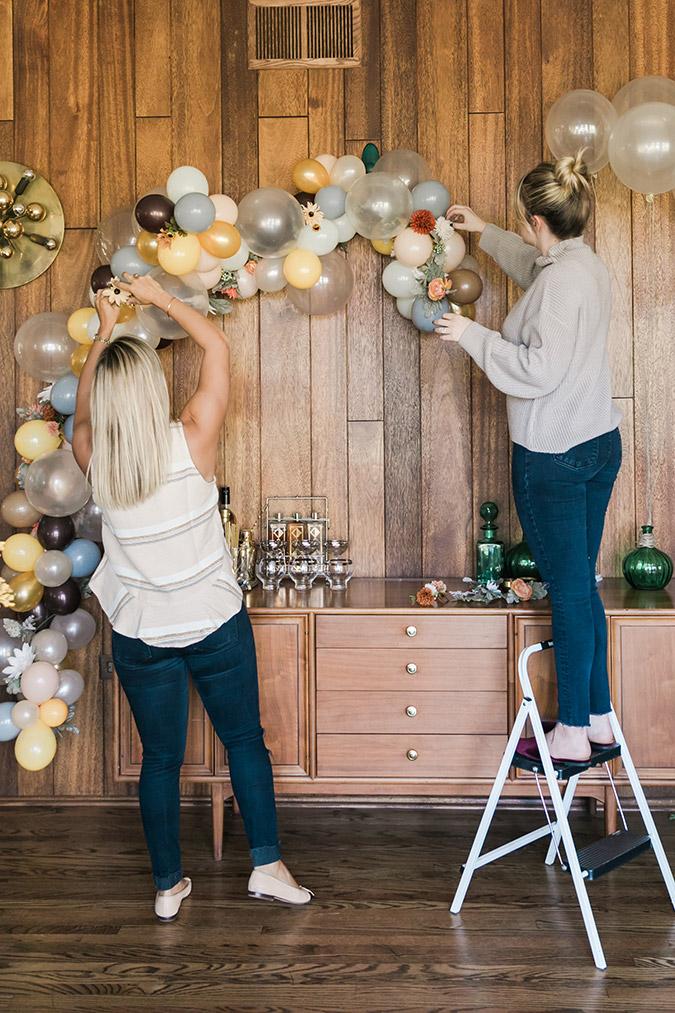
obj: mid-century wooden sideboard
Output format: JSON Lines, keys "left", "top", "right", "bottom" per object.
{"left": 113, "top": 579, "right": 675, "bottom": 858}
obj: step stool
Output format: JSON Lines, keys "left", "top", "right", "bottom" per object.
{"left": 450, "top": 639, "right": 675, "bottom": 970}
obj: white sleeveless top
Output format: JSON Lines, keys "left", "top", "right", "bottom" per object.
{"left": 89, "top": 423, "right": 243, "bottom": 647}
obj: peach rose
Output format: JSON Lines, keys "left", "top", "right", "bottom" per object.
{"left": 511, "top": 578, "right": 533, "bottom": 601}
{"left": 245, "top": 260, "right": 257, "bottom": 275}
{"left": 428, "top": 278, "right": 446, "bottom": 301}
{"left": 416, "top": 588, "right": 435, "bottom": 606}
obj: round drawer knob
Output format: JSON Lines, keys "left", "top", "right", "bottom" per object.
{"left": 405, "top": 625, "right": 417, "bottom": 638}
{"left": 405, "top": 705, "right": 417, "bottom": 717}
{"left": 406, "top": 662, "right": 417, "bottom": 675}
{"left": 406, "top": 748, "right": 418, "bottom": 761}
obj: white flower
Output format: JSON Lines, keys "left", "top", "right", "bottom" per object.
{"left": 423, "top": 582, "right": 438, "bottom": 597}
{"left": 3, "top": 619, "right": 22, "bottom": 638}
{"left": 2, "top": 642, "right": 36, "bottom": 681}
{"left": 37, "top": 385, "right": 54, "bottom": 403}
{"left": 485, "top": 580, "right": 501, "bottom": 594}
{"left": 434, "top": 217, "right": 454, "bottom": 244}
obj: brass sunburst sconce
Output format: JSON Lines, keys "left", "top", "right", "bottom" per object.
{"left": 0, "top": 161, "right": 65, "bottom": 289}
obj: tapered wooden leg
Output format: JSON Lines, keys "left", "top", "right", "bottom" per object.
{"left": 211, "top": 782, "right": 224, "bottom": 861}
{"left": 604, "top": 786, "right": 617, "bottom": 834}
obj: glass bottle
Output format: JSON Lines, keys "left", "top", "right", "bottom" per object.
{"left": 219, "top": 486, "right": 239, "bottom": 558}
{"left": 287, "top": 512, "right": 305, "bottom": 553}
{"left": 269, "top": 512, "right": 287, "bottom": 546}
{"left": 307, "top": 511, "right": 326, "bottom": 561}
{"left": 476, "top": 501, "right": 505, "bottom": 584}
{"left": 622, "top": 524, "right": 673, "bottom": 590}
{"left": 236, "top": 529, "right": 258, "bottom": 590}
{"left": 505, "top": 537, "right": 541, "bottom": 581}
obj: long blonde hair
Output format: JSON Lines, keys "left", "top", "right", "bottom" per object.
{"left": 90, "top": 337, "right": 171, "bottom": 511}
{"left": 513, "top": 150, "right": 592, "bottom": 239}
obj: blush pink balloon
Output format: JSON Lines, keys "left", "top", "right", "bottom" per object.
{"left": 209, "top": 194, "right": 238, "bottom": 225}
{"left": 442, "top": 231, "right": 466, "bottom": 272}
{"left": 20, "top": 661, "right": 60, "bottom": 704}
{"left": 198, "top": 266, "right": 223, "bottom": 289}
{"left": 196, "top": 247, "right": 221, "bottom": 273}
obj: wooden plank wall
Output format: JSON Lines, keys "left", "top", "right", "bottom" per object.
{"left": 0, "top": 0, "right": 672, "bottom": 799}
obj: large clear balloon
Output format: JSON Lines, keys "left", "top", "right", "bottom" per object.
{"left": 71, "top": 497, "right": 103, "bottom": 542}
{"left": 608, "top": 102, "right": 675, "bottom": 194}
{"left": 1, "top": 490, "right": 42, "bottom": 528}
{"left": 373, "top": 149, "right": 432, "bottom": 189}
{"left": 50, "top": 608, "right": 97, "bottom": 649}
{"left": 411, "top": 179, "right": 450, "bottom": 217}
{"left": 14, "top": 720, "right": 57, "bottom": 771}
{"left": 613, "top": 75, "right": 675, "bottom": 118}
{"left": 0, "top": 701, "right": 20, "bottom": 741}
{"left": 24, "top": 449, "right": 92, "bottom": 517}
{"left": 254, "top": 257, "right": 287, "bottom": 293}
{"left": 14, "top": 313, "right": 78, "bottom": 382}
{"left": 31, "top": 628, "right": 69, "bottom": 666}
{"left": 236, "top": 188, "right": 305, "bottom": 257}
{"left": 345, "top": 173, "right": 413, "bottom": 241}
{"left": 286, "top": 250, "right": 354, "bottom": 316}
{"left": 136, "top": 268, "right": 209, "bottom": 340}
{"left": 124, "top": 313, "right": 161, "bottom": 349}
{"left": 96, "top": 206, "right": 137, "bottom": 261}
{"left": 54, "top": 668, "right": 85, "bottom": 705}
{"left": 545, "top": 89, "right": 618, "bottom": 174}
{"left": 34, "top": 549, "right": 73, "bottom": 588}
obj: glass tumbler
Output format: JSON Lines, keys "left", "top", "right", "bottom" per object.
{"left": 255, "top": 555, "right": 285, "bottom": 591}
{"left": 289, "top": 555, "right": 318, "bottom": 591}
{"left": 325, "top": 539, "right": 349, "bottom": 559}
{"left": 326, "top": 557, "right": 353, "bottom": 591}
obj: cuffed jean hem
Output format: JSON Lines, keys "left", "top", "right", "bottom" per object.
{"left": 250, "top": 842, "right": 282, "bottom": 866}
{"left": 154, "top": 867, "right": 184, "bottom": 891}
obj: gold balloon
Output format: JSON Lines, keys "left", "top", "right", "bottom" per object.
{"left": 9, "top": 571, "right": 44, "bottom": 612}
{"left": 14, "top": 719, "right": 57, "bottom": 770}
{"left": 117, "top": 302, "right": 135, "bottom": 323}
{"left": 372, "top": 238, "right": 395, "bottom": 255}
{"left": 198, "top": 221, "right": 241, "bottom": 259}
{"left": 55, "top": 652, "right": 76, "bottom": 672}
{"left": 70, "top": 344, "right": 90, "bottom": 377}
{"left": 136, "top": 229, "right": 160, "bottom": 266}
{"left": 2, "top": 533, "right": 44, "bottom": 572}
{"left": 3, "top": 219, "right": 23, "bottom": 239}
{"left": 1, "top": 490, "right": 42, "bottom": 528}
{"left": 449, "top": 301, "right": 476, "bottom": 320}
{"left": 67, "top": 307, "right": 96, "bottom": 344}
{"left": 25, "top": 202, "right": 46, "bottom": 222}
{"left": 39, "top": 698, "right": 69, "bottom": 728}
{"left": 283, "top": 248, "right": 322, "bottom": 289}
{"left": 291, "top": 158, "right": 330, "bottom": 195}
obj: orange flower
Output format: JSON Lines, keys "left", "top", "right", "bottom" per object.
{"left": 410, "top": 209, "right": 436, "bottom": 234}
{"left": 428, "top": 278, "right": 446, "bottom": 301}
{"left": 224, "top": 287, "right": 238, "bottom": 299}
{"left": 511, "top": 578, "right": 533, "bottom": 601}
{"left": 245, "top": 260, "right": 257, "bottom": 275}
{"left": 416, "top": 588, "right": 435, "bottom": 606}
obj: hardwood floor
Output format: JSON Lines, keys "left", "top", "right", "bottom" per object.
{"left": 1, "top": 803, "right": 675, "bottom": 1012}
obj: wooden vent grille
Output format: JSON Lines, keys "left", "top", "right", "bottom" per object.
{"left": 248, "top": 1, "right": 362, "bottom": 68}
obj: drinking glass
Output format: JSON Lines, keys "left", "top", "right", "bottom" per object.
{"left": 289, "top": 556, "right": 318, "bottom": 591}
{"left": 259, "top": 539, "right": 285, "bottom": 557}
{"left": 290, "top": 537, "right": 320, "bottom": 558}
{"left": 325, "top": 539, "right": 349, "bottom": 559}
{"left": 255, "top": 555, "right": 285, "bottom": 591}
{"left": 326, "top": 557, "right": 353, "bottom": 591}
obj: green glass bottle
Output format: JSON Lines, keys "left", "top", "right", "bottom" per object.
{"left": 476, "top": 501, "right": 505, "bottom": 584}
{"left": 622, "top": 524, "right": 673, "bottom": 590}
{"left": 505, "top": 537, "right": 541, "bottom": 581}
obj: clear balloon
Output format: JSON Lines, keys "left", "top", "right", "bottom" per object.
{"left": 254, "top": 258, "right": 287, "bottom": 293}
{"left": 49, "top": 374, "right": 79, "bottom": 415}
{"left": 1, "top": 533, "right": 44, "bottom": 572}
{"left": 296, "top": 220, "right": 339, "bottom": 256}
{"left": 315, "top": 184, "right": 346, "bottom": 219}
{"left": 157, "top": 234, "right": 202, "bottom": 276}
{"left": 31, "top": 628, "right": 69, "bottom": 665}
{"left": 136, "top": 268, "right": 209, "bottom": 340}
{"left": 382, "top": 260, "right": 420, "bottom": 298}
{"left": 0, "top": 614, "right": 20, "bottom": 666}
{"left": 545, "top": 89, "right": 618, "bottom": 174}
{"left": 124, "top": 314, "right": 162, "bottom": 349}
{"left": 14, "top": 313, "right": 78, "bottom": 382}
{"left": 209, "top": 193, "right": 238, "bottom": 224}
{"left": 345, "top": 173, "right": 413, "bottom": 241}
{"left": 393, "top": 229, "right": 433, "bottom": 268}
{"left": 110, "top": 245, "right": 153, "bottom": 279}
{"left": 71, "top": 498, "right": 103, "bottom": 542}
{"left": 50, "top": 608, "right": 97, "bottom": 649}
{"left": 286, "top": 249, "right": 354, "bottom": 316}
{"left": 373, "top": 149, "right": 432, "bottom": 189}
{"left": 167, "top": 165, "right": 209, "bottom": 203}
{"left": 54, "top": 668, "right": 84, "bottom": 705}
{"left": 608, "top": 102, "right": 675, "bottom": 194}
{"left": 21, "top": 661, "right": 60, "bottom": 704}
{"left": 412, "top": 296, "right": 449, "bottom": 332}
{"left": 1, "top": 490, "right": 42, "bottom": 528}
{"left": 613, "top": 75, "right": 675, "bottom": 119}
{"left": 96, "top": 206, "right": 137, "bottom": 261}
{"left": 10, "top": 700, "right": 38, "bottom": 731}
{"left": 329, "top": 155, "right": 366, "bottom": 192}
{"left": 25, "top": 449, "right": 92, "bottom": 517}
{"left": 14, "top": 719, "right": 56, "bottom": 771}
{"left": 236, "top": 188, "right": 305, "bottom": 257}
{"left": 411, "top": 179, "right": 451, "bottom": 217}
{"left": 174, "top": 193, "right": 216, "bottom": 233}
{"left": 0, "top": 701, "right": 20, "bottom": 741}
{"left": 34, "top": 549, "right": 73, "bottom": 588}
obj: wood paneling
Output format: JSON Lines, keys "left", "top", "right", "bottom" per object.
{"left": 0, "top": 0, "right": 13, "bottom": 120}
{"left": 348, "top": 421, "right": 385, "bottom": 577}
{"left": 135, "top": 0, "right": 172, "bottom": 118}
{"left": 99, "top": 0, "right": 135, "bottom": 213}
{"left": 258, "top": 116, "right": 308, "bottom": 188}
{"left": 344, "top": 0, "right": 380, "bottom": 140}
{"left": 468, "top": 0, "right": 504, "bottom": 113}
{"left": 258, "top": 69, "right": 308, "bottom": 117}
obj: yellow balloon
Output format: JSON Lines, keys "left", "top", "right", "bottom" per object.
{"left": 9, "top": 571, "right": 44, "bottom": 611}
{"left": 14, "top": 719, "right": 57, "bottom": 770}
{"left": 198, "top": 221, "right": 241, "bottom": 259}
{"left": 283, "top": 249, "right": 322, "bottom": 289}
{"left": 291, "top": 158, "right": 330, "bottom": 194}
{"left": 39, "top": 698, "right": 69, "bottom": 728}
{"left": 136, "top": 229, "right": 160, "bottom": 266}
{"left": 70, "top": 344, "right": 90, "bottom": 377}
{"left": 67, "top": 307, "right": 97, "bottom": 344}
{"left": 14, "top": 419, "right": 62, "bottom": 460}
{"left": 449, "top": 301, "right": 476, "bottom": 321}
{"left": 372, "top": 238, "right": 394, "bottom": 255}
{"left": 117, "top": 303, "right": 135, "bottom": 323}
{"left": 2, "top": 534, "right": 44, "bottom": 572}
{"left": 157, "top": 234, "right": 202, "bottom": 276}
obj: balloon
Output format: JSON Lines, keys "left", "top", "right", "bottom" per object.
{"left": 70, "top": 344, "right": 90, "bottom": 378}
{"left": 110, "top": 244, "right": 153, "bottom": 279}
{"left": 382, "top": 260, "right": 420, "bottom": 298}
{"left": 54, "top": 668, "right": 84, "bottom": 705}
{"left": 1, "top": 563, "right": 19, "bottom": 582}
{"left": 329, "top": 155, "right": 366, "bottom": 192}
{"left": 608, "top": 102, "right": 675, "bottom": 194}
{"left": 198, "top": 221, "right": 241, "bottom": 259}
{"left": 286, "top": 249, "right": 353, "bottom": 316}
{"left": 166, "top": 165, "right": 209, "bottom": 203}
{"left": 345, "top": 172, "right": 413, "bottom": 240}
{"left": 91, "top": 264, "right": 114, "bottom": 293}
{"left": 124, "top": 314, "right": 162, "bottom": 349}
{"left": 613, "top": 75, "right": 675, "bottom": 119}
{"left": 134, "top": 193, "right": 174, "bottom": 233}
{"left": 296, "top": 219, "right": 339, "bottom": 256}
{"left": 37, "top": 514, "right": 76, "bottom": 550}
{"left": 50, "top": 608, "right": 97, "bottom": 649}
{"left": 315, "top": 153, "right": 337, "bottom": 174}
{"left": 292, "top": 158, "right": 330, "bottom": 194}
{"left": 1, "top": 490, "right": 41, "bottom": 528}
{"left": 196, "top": 247, "right": 220, "bottom": 273}
{"left": 61, "top": 415, "right": 74, "bottom": 444}
{"left": 411, "top": 179, "right": 451, "bottom": 217}
{"left": 373, "top": 149, "right": 432, "bottom": 189}
{"left": 372, "top": 238, "right": 394, "bottom": 255}
{"left": 14, "top": 720, "right": 56, "bottom": 770}
{"left": 21, "top": 661, "right": 59, "bottom": 704}
{"left": 39, "top": 697, "right": 69, "bottom": 727}
{"left": 86, "top": 313, "right": 127, "bottom": 342}
{"left": 31, "top": 628, "right": 69, "bottom": 665}
{"left": 545, "top": 89, "right": 618, "bottom": 174}
{"left": 442, "top": 231, "right": 466, "bottom": 272}
{"left": 42, "top": 578, "right": 81, "bottom": 616}
{"left": 0, "top": 701, "right": 20, "bottom": 741}
{"left": 283, "top": 249, "right": 322, "bottom": 289}
{"left": 393, "top": 228, "right": 433, "bottom": 268}
{"left": 10, "top": 700, "right": 38, "bottom": 731}
{"left": 449, "top": 301, "right": 477, "bottom": 320}
{"left": 0, "top": 615, "right": 20, "bottom": 667}
{"left": 412, "top": 296, "right": 450, "bottom": 332}
{"left": 396, "top": 296, "right": 416, "bottom": 319}
{"left": 254, "top": 257, "right": 287, "bottom": 293}
{"left": 1, "top": 533, "right": 44, "bottom": 572}
{"left": 209, "top": 193, "right": 238, "bottom": 224}
{"left": 333, "top": 213, "right": 356, "bottom": 242}
{"left": 219, "top": 239, "right": 250, "bottom": 271}
{"left": 14, "top": 313, "right": 78, "bottom": 382}
{"left": 25, "top": 450, "right": 91, "bottom": 517}
{"left": 95, "top": 206, "right": 137, "bottom": 261}
{"left": 67, "top": 308, "right": 96, "bottom": 344}
{"left": 50, "top": 374, "right": 79, "bottom": 415}
{"left": 14, "top": 420, "right": 61, "bottom": 461}
{"left": 236, "top": 188, "right": 305, "bottom": 257}
{"left": 135, "top": 230, "right": 161, "bottom": 266}
{"left": 315, "top": 184, "right": 347, "bottom": 220}
{"left": 457, "top": 253, "right": 481, "bottom": 274}
{"left": 174, "top": 193, "right": 216, "bottom": 233}
{"left": 34, "top": 549, "right": 73, "bottom": 588}
{"left": 136, "top": 269, "right": 209, "bottom": 340}
{"left": 446, "top": 269, "right": 483, "bottom": 304}
{"left": 197, "top": 266, "right": 222, "bottom": 289}
{"left": 235, "top": 268, "right": 258, "bottom": 299}
{"left": 293, "top": 191, "right": 316, "bottom": 207}
{"left": 26, "top": 601, "right": 50, "bottom": 625}
{"left": 71, "top": 498, "right": 103, "bottom": 542}
{"left": 157, "top": 233, "right": 202, "bottom": 275}
{"left": 63, "top": 539, "right": 101, "bottom": 578}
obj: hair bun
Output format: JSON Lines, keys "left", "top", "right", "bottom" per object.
{"left": 554, "top": 150, "right": 590, "bottom": 194}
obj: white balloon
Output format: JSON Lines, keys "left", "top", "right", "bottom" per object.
{"left": 315, "top": 153, "right": 337, "bottom": 173}
{"left": 382, "top": 260, "right": 420, "bottom": 299}
{"left": 198, "top": 266, "right": 223, "bottom": 289}
{"left": 396, "top": 296, "right": 416, "bottom": 319}
{"left": 254, "top": 258, "right": 287, "bottom": 293}
{"left": 333, "top": 213, "right": 356, "bottom": 243}
{"left": 166, "top": 165, "right": 209, "bottom": 203}
{"left": 86, "top": 313, "right": 127, "bottom": 341}
{"left": 236, "top": 268, "right": 259, "bottom": 299}
{"left": 196, "top": 247, "right": 220, "bottom": 273}
{"left": 219, "top": 240, "right": 250, "bottom": 271}
{"left": 296, "top": 220, "right": 339, "bottom": 256}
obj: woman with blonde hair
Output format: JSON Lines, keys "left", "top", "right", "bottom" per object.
{"left": 72, "top": 273, "right": 312, "bottom": 919}
{"left": 435, "top": 151, "right": 622, "bottom": 763}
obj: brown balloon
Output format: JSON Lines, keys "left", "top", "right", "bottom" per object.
{"left": 91, "top": 264, "right": 114, "bottom": 292}
{"left": 446, "top": 269, "right": 483, "bottom": 305}
{"left": 135, "top": 193, "right": 174, "bottom": 234}
{"left": 1, "top": 490, "right": 42, "bottom": 528}
{"left": 449, "top": 301, "right": 476, "bottom": 320}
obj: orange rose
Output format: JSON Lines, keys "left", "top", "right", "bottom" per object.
{"left": 245, "top": 260, "right": 257, "bottom": 275}
{"left": 511, "top": 578, "right": 533, "bottom": 601}
{"left": 416, "top": 588, "right": 435, "bottom": 606}
{"left": 428, "top": 278, "right": 446, "bottom": 301}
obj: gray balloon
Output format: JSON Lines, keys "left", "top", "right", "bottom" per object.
{"left": 110, "top": 245, "right": 152, "bottom": 279}
{"left": 72, "top": 497, "right": 104, "bottom": 542}
{"left": 49, "top": 608, "right": 97, "bottom": 650}
{"left": 174, "top": 193, "right": 216, "bottom": 233}
{"left": 34, "top": 550, "right": 73, "bottom": 588}
{"left": 31, "top": 628, "right": 69, "bottom": 665}
{"left": 315, "top": 185, "right": 347, "bottom": 220}
{"left": 54, "top": 669, "right": 84, "bottom": 705}
{"left": 458, "top": 253, "right": 480, "bottom": 274}
{"left": 236, "top": 188, "right": 304, "bottom": 257}
{"left": 411, "top": 179, "right": 451, "bottom": 217}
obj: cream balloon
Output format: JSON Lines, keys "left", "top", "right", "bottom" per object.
{"left": 236, "top": 268, "right": 259, "bottom": 299}
{"left": 315, "top": 153, "right": 337, "bottom": 174}
{"left": 219, "top": 239, "right": 250, "bottom": 271}
{"left": 254, "top": 258, "right": 287, "bottom": 293}
{"left": 329, "top": 155, "right": 366, "bottom": 192}
{"left": 34, "top": 549, "right": 73, "bottom": 588}
{"left": 196, "top": 246, "right": 221, "bottom": 273}
{"left": 396, "top": 297, "right": 416, "bottom": 320}
{"left": 20, "top": 661, "right": 60, "bottom": 704}
{"left": 608, "top": 102, "right": 675, "bottom": 194}
{"left": 31, "top": 628, "right": 69, "bottom": 665}
{"left": 442, "top": 231, "right": 466, "bottom": 272}
{"left": 393, "top": 229, "right": 433, "bottom": 268}
{"left": 11, "top": 699, "right": 39, "bottom": 729}
{"left": 382, "top": 260, "right": 420, "bottom": 298}
{"left": 209, "top": 194, "right": 238, "bottom": 224}
{"left": 198, "top": 266, "right": 223, "bottom": 289}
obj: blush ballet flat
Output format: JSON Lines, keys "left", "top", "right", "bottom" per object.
{"left": 248, "top": 869, "right": 314, "bottom": 905}
{"left": 154, "top": 877, "right": 192, "bottom": 921}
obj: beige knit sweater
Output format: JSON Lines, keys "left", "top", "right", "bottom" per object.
{"left": 458, "top": 224, "right": 622, "bottom": 453}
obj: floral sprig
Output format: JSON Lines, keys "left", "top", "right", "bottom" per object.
{"left": 54, "top": 704, "right": 79, "bottom": 737}
{"left": 450, "top": 577, "right": 548, "bottom": 605}
{"left": 409, "top": 580, "right": 448, "bottom": 607}
{"left": 17, "top": 400, "right": 58, "bottom": 423}
{"left": 158, "top": 218, "right": 187, "bottom": 244}
{"left": 2, "top": 642, "right": 36, "bottom": 695}
{"left": 3, "top": 616, "right": 37, "bottom": 641}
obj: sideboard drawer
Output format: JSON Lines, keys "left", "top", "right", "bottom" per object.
{"left": 317, "top": 734, "right": 507, "bottom": 778}
{"left": 316, "top": 648, "right": 507, "bottom": 692}
{"left": 317, "top": 691, "right": 506, "bottom": 734}
{"left": 316, "top": 614, "right": 507, "bottom": 649}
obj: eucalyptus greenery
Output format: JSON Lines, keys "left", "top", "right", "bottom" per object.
{"left": 450, "top": 577, "right": 549, "bottom": 605}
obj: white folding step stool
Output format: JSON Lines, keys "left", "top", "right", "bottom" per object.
{"left": 451, "top": 639, "right": 675, "bottom": 970}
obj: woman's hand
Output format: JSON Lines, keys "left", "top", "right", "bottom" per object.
{"left": 94, "top": 292, "right": 120, "bottom": 337}
{"left": 117, "top": 272, "right": 170, "bottom": 310}
{"left": 433, "top": 312, "right": 473, "bottom": 342}
{"left": 446, "top": 204, "right": 487, "bottom": 234}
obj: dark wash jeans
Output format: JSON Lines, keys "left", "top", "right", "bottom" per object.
{"left": 112, "top": 604, "right": 281, "bottom": 890}
{"left": 511, "top": 428, "right": 622, "bottom": 727}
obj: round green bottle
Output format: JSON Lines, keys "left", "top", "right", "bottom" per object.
{"left": 622, "top": 525, "right": 673, "bottom": 590}
{"left": 505, "top": 538, "right": 541, "bottom": 581}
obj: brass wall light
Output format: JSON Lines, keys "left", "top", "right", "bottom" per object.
{"left": 0, "top": 160, "right": 65, "bottom": 289}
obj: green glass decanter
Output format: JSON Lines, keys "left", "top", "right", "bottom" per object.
{"left": 622, "top": 525, "right": 673, "bottom": 590}
{"left": 505, "top": 537, "right": 541, "bottom": 581}
{"left": 476, "top": 501, "right": 505, "bottom": 584}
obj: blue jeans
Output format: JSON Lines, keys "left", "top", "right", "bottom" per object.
{"left": 112, "top": 604, "right": 281, "bottom": 890}
{"left": 511, "top": 428, "right": 622, "bottom": 727}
